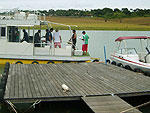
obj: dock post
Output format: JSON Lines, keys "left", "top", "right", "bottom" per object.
{"left": 104, "top": 46, "right": 107, "bottom": 64}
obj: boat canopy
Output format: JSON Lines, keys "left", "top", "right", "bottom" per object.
{"left": 115, "top": 36, "right": 150, "bottom": 42}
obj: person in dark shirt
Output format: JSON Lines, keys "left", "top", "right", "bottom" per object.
{"left": 22, "top": 29, "right": 29, "bottom": 42}
{"left": 49, "top": 28, "right": 53, "bottom": 43}
{"left": 70, "top": 30, "right": 77, "bottom": 50}
{"left": 45, "top": 29, "right": 50, "bottom": 44}
{"left": 34, "top": 30, "right": 41, "bottom": 47}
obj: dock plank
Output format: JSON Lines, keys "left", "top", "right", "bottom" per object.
{"left": 82, "top": 96, "right": 142, "bottom": 113}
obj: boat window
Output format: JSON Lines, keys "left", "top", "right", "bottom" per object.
{"left": 8, "top": 26, "right": 20, "bottom": 42}
{"left": 117, "top": 48, "right": 137, "bottom": 54}
{"left": 1, "top": 27, "right": 6, "bottom": 37}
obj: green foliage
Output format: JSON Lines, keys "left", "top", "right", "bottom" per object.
{"left": 20, "top": 8, "right": 150, "bottom": 22}
{"left": 114, "top": 12, "right": 126, "bottom": 23}
{"left": 103, "top": 13, "right": 113, "bottom": 22}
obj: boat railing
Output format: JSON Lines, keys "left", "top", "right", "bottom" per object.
{"left": 33, "top": 42, "right": 72, "bottom": 56}
{"left": 0, "top": 9, "right": 46, "bottom": 21}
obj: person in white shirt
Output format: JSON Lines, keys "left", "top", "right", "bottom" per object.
{"left": 53, "top": 29, "right": 62, "bottom": 48}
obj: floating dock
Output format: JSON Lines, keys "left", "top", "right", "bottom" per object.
{"left": 1, "top": 63, "right": 150, "bottom": 112}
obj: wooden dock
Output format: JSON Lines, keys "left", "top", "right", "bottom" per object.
{"left": 82, "top": 96, "right": 142, "bottom": 113}
{"left": 2, "top": 63, "right": 150, "bottom": 112}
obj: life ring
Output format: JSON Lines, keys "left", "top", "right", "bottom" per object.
{"left": 106, "top": 59, "right": 110, "bottom": 64}
{"left": 125, "top": 65, "right": 132, "bottom": 70}
{"left": 47, "top": 61, "right": 55, "bottom": 64}
{"left": 92, "top": 59, "right": 99, "bottom": 62}
{"left": 31, "top": 61, "right": 39, "bottom": 64}
{"left": 117, "top": 63, "right": 123, "bottom": 67}
{"left": 111, "top": 61, "right": 116, "bottom": 65}
{"left": 15, "top": 61, "right": 23, "bottom": 64}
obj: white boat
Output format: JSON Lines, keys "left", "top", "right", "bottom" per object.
{"left": 0, "top": 9, "right": 91, "bottom": 64}
{"left": 110, "top": 36, "right": 150, "bottom": 75}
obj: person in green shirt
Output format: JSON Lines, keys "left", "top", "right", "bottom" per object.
{"left": 82, "top": 31, "right": 89, "bottom": 55}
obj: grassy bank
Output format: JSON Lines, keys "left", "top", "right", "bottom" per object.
{"left": 45, "top": 16, "right": 150, "bottom": 31}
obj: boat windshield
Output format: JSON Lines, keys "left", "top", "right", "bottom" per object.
{"left": 117, "top": 48, "right": 137, "bottom": 54}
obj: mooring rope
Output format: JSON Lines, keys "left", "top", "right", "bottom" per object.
{"left": 6, "top": 100, "right": 41, "bottom": 113}
{"left": 120, "top": 100, "right": 150, "bottom": 113}
{"left": 23, "top": 100, "right": 41, "bottom": 113}
{"left": 7, "top": 101, "right": 18, "bottom": 113}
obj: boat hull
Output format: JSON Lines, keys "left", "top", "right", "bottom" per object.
{"left": 110, "top": 54, "right": 150, "bottom": 73}
{"left": 0, "top": 55, "right": 91, "bottom": 64}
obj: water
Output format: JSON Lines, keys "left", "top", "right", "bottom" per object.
{"left": 1, "top": 30, "right": 150, "bottom": 113}
{"left": 50, "top": 30, "right": 150, "bottom": 61}
{"left": 20, "top": 30, "right": 150, "bottom": 61}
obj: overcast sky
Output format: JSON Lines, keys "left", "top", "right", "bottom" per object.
{"left": 0, "top": 0, "right": 150, "bottom": 10}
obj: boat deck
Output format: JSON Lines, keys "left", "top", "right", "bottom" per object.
{"left": 0, "top": 54, "right": 91, "bottom": 61}
{"left": 3, "top": 63, "right": 150, "bottom": 103}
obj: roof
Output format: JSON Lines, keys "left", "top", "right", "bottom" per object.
{"left": 115, "top": 36, "right": 150, "bottom": 42}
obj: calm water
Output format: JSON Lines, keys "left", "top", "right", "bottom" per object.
{"left": 20, "top": 30, "right": 150, "bottom": 61}
{"left": 0, "top": 30, "right": 150, "bottom": 113}
{"left": 52, "top": 30, "right": 150, "bottom": 61}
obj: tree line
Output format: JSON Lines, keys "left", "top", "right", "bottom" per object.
{"left": 22, "top": 8, "right": 150, "bottom": 22}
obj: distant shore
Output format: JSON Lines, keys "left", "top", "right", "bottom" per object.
{"left": 43, "top": 16, "right": 150, "bottom": 31}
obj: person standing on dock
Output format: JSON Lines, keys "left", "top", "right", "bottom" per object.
{"left": 53, "top": 29, "right": 62, "bottom": 48}
{"left": 82, "top": 31, "right": 89, "bottom": 55}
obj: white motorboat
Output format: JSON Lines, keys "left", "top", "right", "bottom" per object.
{"left": 110, "top": 36, "right": 150, "bottom": 75}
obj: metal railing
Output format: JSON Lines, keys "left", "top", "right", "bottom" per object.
{"left": 0, "top": 9, "right": 46, "bottom": 21}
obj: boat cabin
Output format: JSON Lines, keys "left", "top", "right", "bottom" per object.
{"left": 0, "top": 11, "right": 72, "bottom": 56}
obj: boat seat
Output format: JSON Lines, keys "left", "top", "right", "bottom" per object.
{"left": 138, "top": 53, "right": 146, "bottom": 62}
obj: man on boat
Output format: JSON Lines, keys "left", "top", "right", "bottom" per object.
{"left": 53, "top": 29, "right": 62, "bottom": 48}
{"left": 34, "top": 30, "right": 41, "bottom": 47}
{"left": 22, "top": 29, "right": 29, "bottom": 42}
{"left": 45, "top": 29, "right": 50, "bottom": 44}
{"left": 49, "top": 28, "right": 53, "bottom": 48}
{"left": 69, "top": 30, "right": 77, "bottom": 50}
{"left": 82, "top": 31, "right": 89, "bottom": 55}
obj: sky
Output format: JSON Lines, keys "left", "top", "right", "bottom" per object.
{"left": 0, "top": 0, "right": 150, "bottom": 10}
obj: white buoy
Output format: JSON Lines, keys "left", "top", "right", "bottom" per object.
{"left": 62, "top": 84, "right": 69, "bottom": 92}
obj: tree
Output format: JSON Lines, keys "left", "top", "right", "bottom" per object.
{"left": 102, "top": 8, "right": 113, "bottom": 14}
{"left": 114, "top": 12, "right": 125, "bottom": 23}
{"left": 103, "top": 13, "right": 113, "bottom": 22}
{"left": 114, "top": 8, "right": 121, "bottom": 13}
{"left": 122, "top": 8, "right": 131, "bottom": 16}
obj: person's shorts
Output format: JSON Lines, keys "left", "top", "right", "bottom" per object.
{"left": 82, "top": 44, "right": 88, "bottom": 51}
{"left": 54, "top": 42, "right": 61, "bottom": 48}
